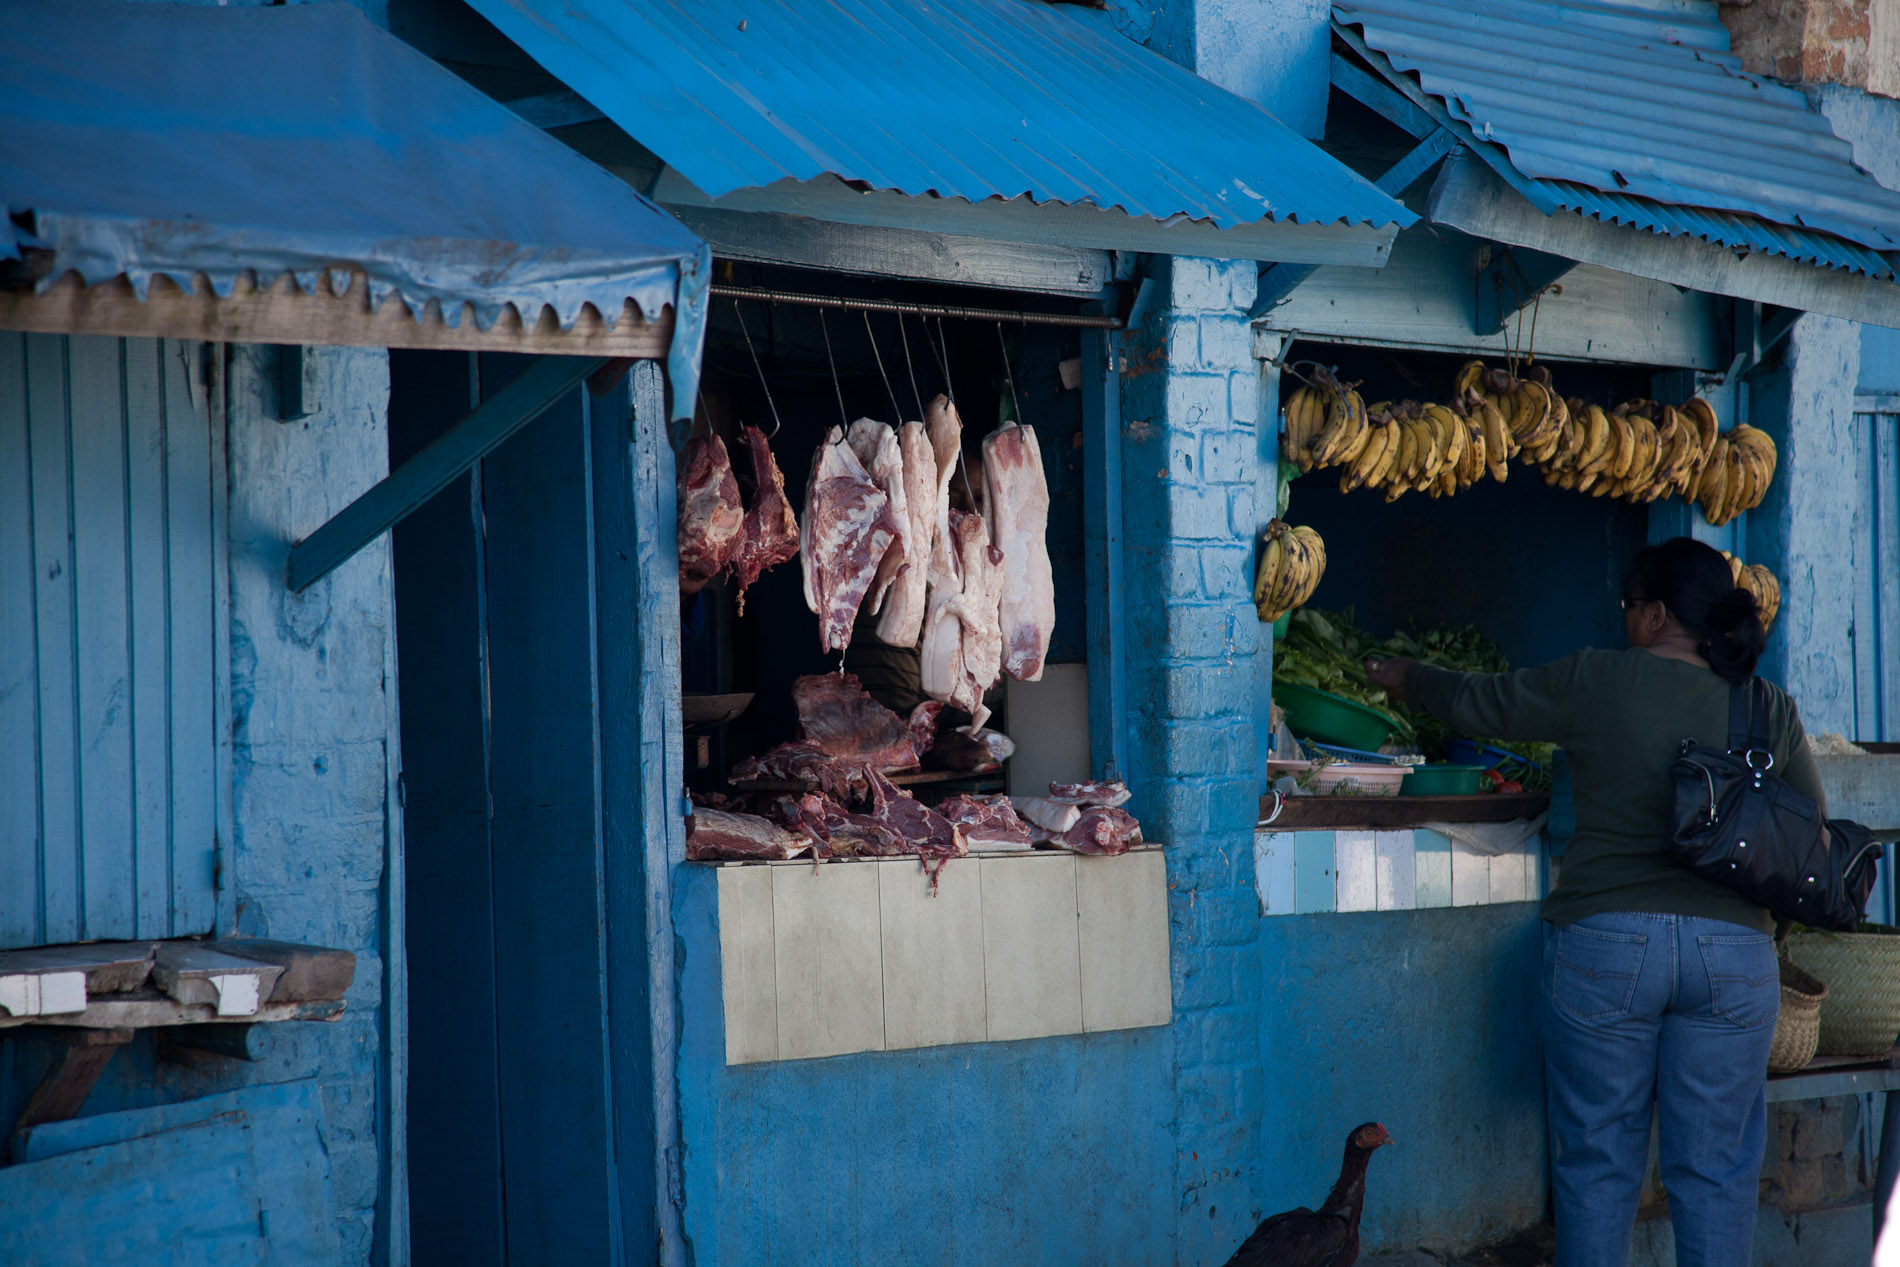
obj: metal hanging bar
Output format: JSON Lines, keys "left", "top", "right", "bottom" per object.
{"left": 708, "top": 282, "right": 1121, "bottom": 330}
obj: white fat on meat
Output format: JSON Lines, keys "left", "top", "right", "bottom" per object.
{"left": 1011, "top": 796, "right": 1081, "bottom": 837}
{"left": 942, "top": 511, "right": 1003, "bottom": 731}
{"left": 924, "top": 395, "right": 962, "bottom": 581}
{"left": 918, "top": 397, "right": 968, "bottom": 709}
{"left": 875, "top": 420, "right": 936, "bottom": 647}
{"left": 846, "top": 420, "right": 908, "bottom": 617}
{"left": 800, "top": 427, "right": 900, "bottom": 654}
{"left": 982, "top": 424, "right": 1056, "bottom": 681}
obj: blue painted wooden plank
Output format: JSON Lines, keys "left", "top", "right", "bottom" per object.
{"left": 1331, "top": 52, "right": 1438, "bottom": 140}
{"left": 286, "top": 353, "right": 605, "bottom": 592}
{"left": 1080, "top": 323, "right": 1127, "bottom": 780}
{"left": 1876, "top": 415, "right": 1900, "bottom": 741}
{"left": 1253, "top": 339, "right": 1283, "bottom": 783}
{"left": 0, "top": 333, "right": 43, "bottom": 947}
{"left": 16, "top": 1080, "right": 338, "bottom": 1265}
{"left": 68, "top": 335, "right": 136, "bottom": 939}
{"left": 25, "top": 334, "right": 81, "bottom": 944}
{"left": 121, "top": 339, "right": 173, "bottom": 938}
{"left": 162, "top": 340, "right": 218, "bottom": 936}
{"left": 0, "top": 1112, "right": 266, "bottom": 1266}
{"left": 1293, "top": 831, "right": 1336, "bottom": 914}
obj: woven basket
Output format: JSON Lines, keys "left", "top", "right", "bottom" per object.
{"left": 1768, "top": 958, "right": 1826, "bottom": 1072}
{"left": 1785, "top": 927, "right": 1900, "bottom": 1057}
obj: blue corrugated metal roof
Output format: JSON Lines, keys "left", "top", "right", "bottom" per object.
{"left": 463, "top": 0, "right": 1414, "bottom": 232}
{"left": 1, "top": 0, "right": 710, "bottom": 406}
{"left": 1336, "top": 0, "right": 1900, "bottom": 273}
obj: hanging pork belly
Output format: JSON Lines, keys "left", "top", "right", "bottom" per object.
{"left": 982, "top": 423, "right": 1055, "bottom": 681}
{"left": 732, "top": 424, "right": 799, "bottom": 613}
{"left": 874, "top": 419, "right": 937, "bottom": 647}
{"left": 800, "top": 426, "right": 901, "bottom": 653}
{"left": 845, "top": 419, "right": 910, "bottom": 620}
{"left": 677, "top": 434, "right": 745, "bottom": 589}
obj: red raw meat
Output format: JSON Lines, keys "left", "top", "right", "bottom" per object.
{"left": 685, "top": 808, "right": 809, "bottom": 861}
{"left": 733, "top": 424, "right": 799, "bottom": 613}
{"left": 801, "top": 426, "right": 901, "bottom": 653}
{"left": 730, "top": 742, "right": 870, "bottom": 800}
{"left": 864, "top": 769, "right": 964, "bottom": 858}
{"left": 1058, "top": 806, "right": 1141, "bottom": 856}
{"left": 938, "top": 794, "right": 1033, "bottom": 850}
{"left": 678, "top": 435, "right": 745, "bottom": 586}
{"left": 792, "top": 673, "right": 939, "bottom": 772}
{"left": 1046, "top": 780, "right": 1132, "bottom": 808}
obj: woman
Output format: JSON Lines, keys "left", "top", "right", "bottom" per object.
{"left": 1366, "top": 537, "right": 1825, "bottom": 1267}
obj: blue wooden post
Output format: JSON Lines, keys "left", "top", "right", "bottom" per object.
{"left": 1254, "top": 330, "right": 1287, "bottom": 786}
{"left": 1081, "top": 323, "right": 1128, "bottom": 781}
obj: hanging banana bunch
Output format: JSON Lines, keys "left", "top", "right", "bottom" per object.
{"left": 1281, "top": 366, "right": 1370, "bottom": 475}
{"left": 1697, "top": 424, "right": 1777, "bottom": 526}
{"left": 1720, "top": 550, "right": 1783, "bottom": 631}
{"left": 1254, "top": 519, "right": 1327, "bottom": 624}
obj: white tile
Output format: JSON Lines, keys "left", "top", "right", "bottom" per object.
{"left": 1374, "top": 831, "right": 1416, "bottom": 911}
{"left": 880, "top": 858, "right": 987, "bottom": 1049}
{"left": 980, "top": 853, "right": 1083, "bottom": 1042}
{"left": 716, "top": 865, "right": 778, "bottom": 1065}
{"left": 1451, "top": 839, "right": 1491, "bottom": 907}
{"left": 1335, "top": 831, "right": 1378, "bottom": 913}
{"left": 773, "top": 862, "right": 886, "bottom": 1060}
{"left": 1254, "top": 831, "right": 1297, "bottom": 917}
{"left": 1490, "top": 846, "right": 1532, "bottom": 904}
{"left": 1077, "top": 851, "right": 1172, "bottom": 1032}
{"left": 1414, "top": 832, "right": 1452, "bottom": 909}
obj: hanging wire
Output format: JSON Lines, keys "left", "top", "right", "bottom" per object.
{"left": 898, "top": 314, "right": 926, "bottom": 419}
{"left": 818, "top": 309, "right": 849, "bottom": 430}
{"left": 996, "top": 323, "right": 1024, "bottom": 428}
{"left": 732, "top": 298, "right": 785, "bottom": 439}
{"left": 863, "top": 311, "right": 903, "bottom": 423}
{"left": 925, "top": 317, "right": 954, "bottom": 403}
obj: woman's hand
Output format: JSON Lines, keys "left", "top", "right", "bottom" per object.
{"left": 1364, "top": 655, "right": 1416, "bottom": 700}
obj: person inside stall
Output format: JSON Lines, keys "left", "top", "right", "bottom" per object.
{"left": 1366, "top": 537, "right": 1823, "bottom": 1267}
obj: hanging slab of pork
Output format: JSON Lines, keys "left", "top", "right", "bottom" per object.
{"left": 677, "top": 434, "right": 745, "bottom": 586}
{"left": 982, "top": 423, "right": 1056, "bottom": 681}
{"left": 846, "top": 419, "right": 909, "bottom": 618}
{"left": 924, "top": 395, "right": 963, "bottom": 580}
{"left": 800, "top": 427, "right": 900, "bottom": 653}
{"left": 919, "top": 395, "right": 968, "bottom": 704}
{"left": 942, "top": 509, "right": 1004, "bottom": 731}
{"left": 938, "top": 794, "right": 1033, "bottom": 851}
{"left": 732, "top": 424, "right": 799, "bottom": 614}
{"left": 875, "top": 419, "right": 937, "bottom": 647}
{"left": 1057, "top": 806, "right": 1142, "bottom": 856}
{"left": 685, "top": 807, "right": 809, "bottom": 861}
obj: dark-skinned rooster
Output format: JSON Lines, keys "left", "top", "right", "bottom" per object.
{"left": 1220, "top": 1122, "right": 1394, "bottom": 1267}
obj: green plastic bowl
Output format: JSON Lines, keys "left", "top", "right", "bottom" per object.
{"left": 1400, "top": 763, "right": 1487, "bottom": 796}
{"left": 1271, "top": 682, "right": 1397, "bottom": 751}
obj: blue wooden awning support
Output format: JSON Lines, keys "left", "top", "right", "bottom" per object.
{"left": 1476, "top": 247, "right": 1579, "bottom": 336}
{"left": 285, "top": 355, "right": 608, "bottom": 592}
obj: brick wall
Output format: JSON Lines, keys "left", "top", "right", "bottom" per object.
{"left": 1117, "top": 255, "right": 1267, "bottom": 1263}
{"left": 1720, "top": 0, "right": 1900, "bottom": 99}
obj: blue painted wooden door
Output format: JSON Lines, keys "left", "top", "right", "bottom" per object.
{"left": 0, "top": 333, "right": 222, "bottom": 948}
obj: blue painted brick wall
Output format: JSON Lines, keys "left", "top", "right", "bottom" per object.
{"left": 1118, "top": 255, "right": 1266, "bottom": 1263}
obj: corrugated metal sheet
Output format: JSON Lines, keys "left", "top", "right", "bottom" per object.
{"left": 464, "top": 0, "right": 1414, "bottom": 230}
{"left": 1, "top": 0, "right": 710, "bottom": 408}
{"left": 1337, "top": 0, "right": 1900, "bottom": 270}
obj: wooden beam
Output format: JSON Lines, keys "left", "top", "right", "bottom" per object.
{"left": 0, "top": 271, "right": 673, "bottom": 359}
{"left": 1427, "top": 150, "right": 1900, "bottom": 329}
{"left": 648, "top": 167, "right": 1400, "bottom": 268}
{"left": 8, "top": 1028, "right": 134, "bottom": 1138}
{"left": 1330, "top": 52, "right": 1439, "bottom": 140}
{"left": 504, "top": 89, "right": 607, "bottom": 130}
{"left": 0, "top": 993, "right": 343, "bottom": 1030}
{"left": 285, "top": 355, "right": 606, "bottom": 592}
{"left": 1476, "top": 246, "right": 1580, "bottom": 336}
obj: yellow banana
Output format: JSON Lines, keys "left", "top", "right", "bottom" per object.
{"left": 1253, "top": 527, "right": 1284, "bottom": 608}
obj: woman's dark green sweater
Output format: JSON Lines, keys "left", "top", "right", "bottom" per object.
{"left": 1407, "top": 647, "right": 1824, "bottom": 934}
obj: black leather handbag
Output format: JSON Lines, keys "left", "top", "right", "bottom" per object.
{"left": 1666, "top": 678, "right": 1884, "bottom": 932}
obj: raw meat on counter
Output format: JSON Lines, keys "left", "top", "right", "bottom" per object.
{"left": 730, "top": 741, "right": 870, "bottom": 800}
{"left": 677, "top": 434, "right": 745, "bottom": 587}
{"left": 864, "top": 768, "right": 965, "bottom": 862}
{"left": 1059, "top": 806, "right": 1141, "bottom": 856}
{"left": 782, "top": 790, "right": 910, "bottom": 857}
{"left": 982, "top": 423, "right": 1055, "bottom": 681}
{"left": 846, "top": 419, "right": 910, "bottom": 617}
{"left": 926, "top": 726, "right": 1015, "bottom": 773}
{"left": 1011, "top": 796, "right": 1081, "bottom": 838}
{"left": 733, "top": 424, "right": 799, "bottom": 613}
{"left": 686, "top": 807, "right": 809, "bottom": 861}
{"left": 730, "top": 673, "right": 943, "bottom": 793}
{"left": 938, "top": 794, "right": 1033, "bottom": 851}
{"left": 875, "top": 419, "right": 937, "bottom": 647}
{"left": 801, "top": 426, "right": 901, "bottom": 653}
{"left": 1046, "top": 780, "right": 1131, "bottom": 808}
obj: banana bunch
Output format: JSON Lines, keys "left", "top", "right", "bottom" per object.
{"left": 1720, "top": 550, "right": 1783, "bottom": 631}
{"left": 1281, "top": 367, "right": 1371, "bottom": 475}
{"left": 1462, "top": 360, "right": 1563, "bottom": 466}
{"left": 1696, "top": 424, "right": 1777, "bottom": 526}
{"left": 1347, "top": 399, "right": 1492, "bottom": 502}
{"left": 1254, "top": 519, "right": 1328, "bottom": 623}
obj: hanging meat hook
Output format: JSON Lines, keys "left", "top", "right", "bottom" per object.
{"left": 733, "top": 298, "right": 785, "bottom": 439}
{"left": 898, "top": 314, "right": 926, "bottom": 420}
{"left": 818, "top": 308, "right": 850, "bottom": 432}
{"left": 863, "top": 311, "right": 903, "bottom": 423}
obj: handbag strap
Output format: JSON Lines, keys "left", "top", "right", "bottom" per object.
{"left": 1727, "top": 677, "right": 1771, "bottom": 754}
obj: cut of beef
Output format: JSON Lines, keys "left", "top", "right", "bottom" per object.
{"left": 926, "top": 726, "right": 1016, "bottom": 773}
{"left": 678, "top": 434, "right": 745, "bottom": 586}
{"left": 864, "top": 768, "right": 964, "bottom": 858}
{"left": 685, "top": 808, "right": 809, "bottom": 861}
{"left": 793, "top": 672, "right": 934, "bottom": 772}
{"left": 733, "top": 424, "right": 799, "bottom": 613}
{"left": 1057, "top": 806, "right": 1141, "bottom": 856}
{"left": 801, "top": 427, "right": 901, "bottom": 653}
{"left": 938, "top": 794, "right": 1033, "bottom": 851}
{"left": 982, "top": 423, "right": 1055, "bottom": 681}
{"left": 811, "top": 795, "right": 911, "bottom": 858}
{"left": 729, "top": 742, "right": 869, "bottom": 800}
{"left": 1046, "top": 780, "right": 1132, "bottom": 808}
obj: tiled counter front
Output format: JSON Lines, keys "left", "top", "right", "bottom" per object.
{"left": 1253, "top": 828, "right": 1549, "bottom": 917}
{"left": 711, "top": 848, "right": 1173, "bottom": 1065}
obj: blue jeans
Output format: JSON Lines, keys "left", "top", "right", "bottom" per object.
{"left": 1543, "top": 912, "right": 1778, "bottom": 1267}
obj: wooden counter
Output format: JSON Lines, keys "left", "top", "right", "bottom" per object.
{"left": 1258, "top": 792, "right": 1551, "bottom": 830}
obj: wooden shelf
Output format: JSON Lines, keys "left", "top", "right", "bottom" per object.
{"left": 1258, "top": 792, "right": 1552, "bottom": 830}
{"left": 728, "top": 769, "right": 1005, "bottom": 794}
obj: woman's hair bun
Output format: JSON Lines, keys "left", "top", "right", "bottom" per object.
{"left": 1626, "top": 538, "right": 1767, "bottom": 683}
{"left": 1710, "top": 586, "right": 1760, "bottom": 632}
